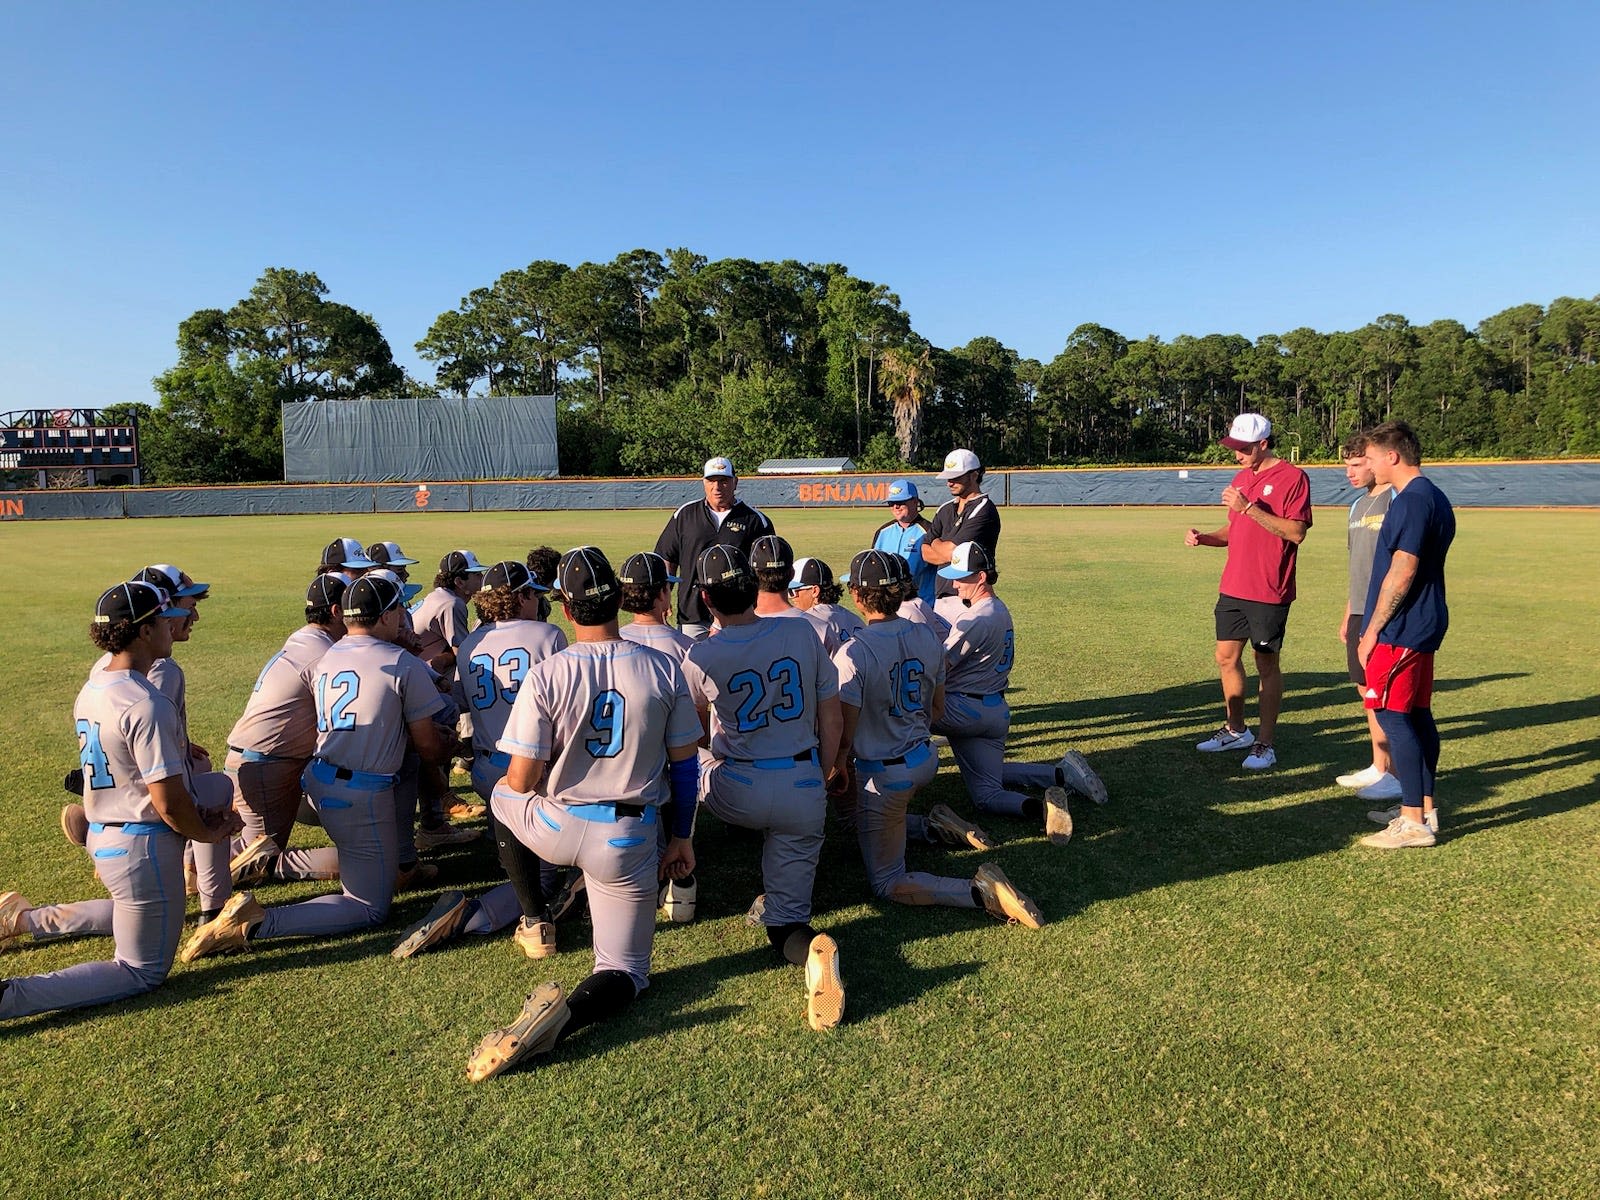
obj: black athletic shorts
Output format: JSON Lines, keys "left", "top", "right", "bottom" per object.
{"left": 1214, "top": 594, "right": 1290, "bottom": 654}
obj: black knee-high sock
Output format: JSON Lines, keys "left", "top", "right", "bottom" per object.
{"left": 560, "top": 969, "right": 637, "bottom": 1043}
{"left": 768, "top": 921, "right": 816, "bottom": 966}
{"left": 493, "top": 817, "right": 548, "bottom": 919}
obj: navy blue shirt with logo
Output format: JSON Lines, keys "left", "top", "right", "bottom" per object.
{"left": 1361, "top": 476, "right": 1455, "bottom": 652}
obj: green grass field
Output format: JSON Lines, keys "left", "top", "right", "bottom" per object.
{"left": 2, "top": 507, "right": 1596, "bottom": 1199}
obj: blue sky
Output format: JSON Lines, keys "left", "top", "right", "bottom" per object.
{"left": 3, "top": 1, "right": 1596, "bottom": 408}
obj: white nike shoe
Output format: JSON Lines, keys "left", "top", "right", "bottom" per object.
{"left": 1196, "top": 726, "right": 1254, "bottom": 753}
{"left": 1242, "top": 744, "right": 1277, "bottom": 771}
{"left": 1355, "top": 773, "right": 1403, "bottom": 802}
{"left": 1336, "top": 764, "right": 1383, "bottom": 789}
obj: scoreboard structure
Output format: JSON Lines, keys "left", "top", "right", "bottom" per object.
{"left": 0, "top": 409, "right": 141, "bottom": 488}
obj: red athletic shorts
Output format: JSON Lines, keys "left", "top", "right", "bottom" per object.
{"left": 1363, "top": 644, "right": 1435, "bottom": 712}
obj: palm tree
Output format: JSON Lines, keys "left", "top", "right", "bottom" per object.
{"left": 880, "top": 338, "right": 933, "bottom": 463}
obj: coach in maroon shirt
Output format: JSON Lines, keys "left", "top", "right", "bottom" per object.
{"left": 1184, "top": 414, "right": 1312, "bottom": 771}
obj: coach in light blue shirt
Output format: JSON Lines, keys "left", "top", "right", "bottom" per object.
{"left": 871, "top": 479, "right": 937, "bottom": 604}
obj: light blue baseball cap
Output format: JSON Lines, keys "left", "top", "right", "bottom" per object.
{"left": 885, "top": 479, "right": 919, "bottom": 504}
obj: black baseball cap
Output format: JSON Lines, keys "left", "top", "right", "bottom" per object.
{"left": 95, "top": 581, "right": 188, "bottom": 626}
{"left": 342, "top": 575, "right": 404, "bottom": 623}
{"left": 132, "top": 563, "right": 209, "bottom": 598}
{"left": 366, "top": 540, "right": 419, "bottom": 566}
{"left": 482, "top": 560, "right": 546, "bottom": 593}
{"left": 697, "top": 544, "right": 753, "bottom": 586}
{"left": 322, "top": 537, "right": 378, "bottom": 570}
{"left": 618, "top": 552, "right": 678, "bottom": 591}
{"left": 845, "top": 549, "right": 901, "bottom": 588}
{"left": 305, "top": 573, "right": 349, "bottom": 610}
{"left": 440, "top": 550, "right": 489, "bottom": 576}
{"left": 750, "top": 534, "right": 794, "bottom": 572}
{"left": 555, "top": 546, "right": 619, "bottom": 603}
{"left": 788, "top": 557, "right": 834, "bottom": 590}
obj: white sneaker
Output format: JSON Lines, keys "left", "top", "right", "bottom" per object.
{"left": 1242, "top": 744, "right": 1277, "bottom": 771}
{"left": 1355, "top": 773, "right": 1403, "bottom": 802}
{"left": 1366, "top": 806, "right": 1439, "bottom": 834}
{"left": 1196, "top": 726, "right": 1254, "bottom": 753}
{"left": 1336, "top": 765, "right": 1383, "bottom": 789}
{"left": 1359, "top": 816, "right": 1436, "bottom": 849}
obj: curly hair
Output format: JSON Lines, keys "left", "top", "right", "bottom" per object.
{"left": 474, "top": 586, "right": 530, "bottom": 625}
{"left": 525, "top": 545, "right": 560, "bottom": 589}
{"left": 621, "top": 582, "right": 668, "bottom": 615}
{"left": 850, "top": 583, "right": 902, "bottom": 617}
{"left": 90, "top": 617, "right": 145, "bottom": 655}
{"left": 566, "top": 591, "right": 621, "bottom": 627}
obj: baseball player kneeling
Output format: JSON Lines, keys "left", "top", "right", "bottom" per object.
{"left": 180, "top": 575, "right": 454, "bottom": 961}
{"left": 681, "top": 545, "right": 847, "bottom": 1033}
{"left": 834, "top": 551, "right": 1045, "bottom": 927}
{"left": 466, "top": 548, "right": 702, "bottom": 1082}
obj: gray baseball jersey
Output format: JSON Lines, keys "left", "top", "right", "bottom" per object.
{"left": 812, "top": 602, "right": 864, "bottom": 644}
{"left": 683, "top": 618, "right": 838, "bottom": 761}
{"left": 452, "top": 619, "right": 568, "bottom": 756}
{"left": 834, "top": 618, "right": 947, "bottom": 760}
{"left": 73, "top": 667, "right": 189, "bottom": 825}
{"left": 1347, "top": 486, "right": 1394, "bottom": 613}
{"left": 943, "top": 595, "right": 1014, "bottom": 696}
{"left": 227, "top": 625, "right": 336, "bottom": 759}
{"left": 898, "top": 596, "right": 952, "bottom": 641}
{"left": 620, "top": 620, "right": 696, "bottom": 666}
{"left": 411, "top": 586, "right": 470, "bottom": 662}
{"left": 498, "top": 639, "right": 701, "bottom": 806}
{"left": 311, "top": 634, "right": 447, "bottom": 775}
{"left": 762, "top": 606, "right": 842, "bottom": 658}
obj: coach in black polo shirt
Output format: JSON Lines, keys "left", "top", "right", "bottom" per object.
{"left": 655, "top": 456, "right": 776, "bottom": 639}
{"left": 921, "top": 448, "right": 1002, "bottom": 623}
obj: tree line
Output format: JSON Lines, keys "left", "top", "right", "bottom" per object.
{"left": 108, "top": 258, "right": 1600, "bottom": 484}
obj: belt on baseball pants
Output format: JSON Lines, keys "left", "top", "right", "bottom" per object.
{"left": 88, "top": 821, "right": 172, "bottom": 836}
{"left": 854, "top": 740, "right": 934, "bottom": 774}
{"left": 478, "top": 749, "right": 512, "bottom": 769}
{"left": 308, "top": 758, "right": 396, "bottom": 791}
{"left": 957, "top": 692, "right": 1006, "bottom": 707}
{"left": 729, "top": 748, "right": 820, "bottom": 770}
{"left": 567, "top": 802, "right": 654, "bottom": 824}
{"left": 228, "top": 746, "right": 291, "bottom": 764}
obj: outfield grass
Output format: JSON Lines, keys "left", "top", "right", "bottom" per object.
{"left": 1, "top": 506, "right": 1596, "bottom": 1200}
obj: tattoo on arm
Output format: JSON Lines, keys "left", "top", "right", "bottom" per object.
{"left": 1369, "top": 552, "right": 1419, "bottom": 632}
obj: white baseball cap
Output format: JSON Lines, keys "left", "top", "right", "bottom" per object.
{"left": 937, "top": 540, "right": 995, "bottom": 580}
{"left": 703, "top": 456, "right": 735, "bottom": 479}
{"left": 937, "top": 448, "right": 982, "bottom": 481}
{"left": 1220, "top": 413, "right": 1272, "bottom": 450}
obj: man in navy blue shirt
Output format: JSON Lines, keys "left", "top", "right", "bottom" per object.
{"left": 1355, "top": 421, "right": 1456, "bottom": 849}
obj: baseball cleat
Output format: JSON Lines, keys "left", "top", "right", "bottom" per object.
{"left": 744, "top": 893, "right": 767, "bottom": 927}
{"left": 1, "top": 891, "right": 34, "bottom": 950}
{"left": 415, "top": 824, "right": 481, "bottom": 850}
{"left": 1196, "top": 725, "right": 1254, "bottom": 753}
{"left": 466, "top": 982, "right": 571, "bottom": 1082}
{"left": 445, "top": 800, "right": 487, "bottom": 820}
{"left": 60, "top": 803, "right": 89, "bottom": 848}
{"left": 229, "top": 835, "right": 279, "bottom": 888}
{"left": 547, "top": 871, "right": 588, "bottom": 923}
{"left": 1057, "top": 751, "right": 1107, "bottom": 805}
{"left": 180, "top": 891, "right": 266, "bottom": 962}
{"left": 394, "top": 862, "right": 440, "bottom": 890}
{"left": 658, "top": 878, "right": 697, "bottom": 923}
{"left": 926, "top": 804, "right": 996, "bottom": 850}
{"left": 804, "top": 933, "right": 845, "bottom": 1031}
{"left": 974, "top": 863, "right": 1044, "bottom": 929}
{"left": 1043, "top": 787, "right": 1073, "bottom": 846}
{"left": 392, "top": 890, "right": 471, "bottom": 959}
{"left": 512, "top": 917, "right": 558, "bottom": 959}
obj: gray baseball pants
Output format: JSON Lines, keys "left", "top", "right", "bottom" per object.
{"left": 1, "top": 822, "right": 185, "bottom": 1019}
{"left": 854, "top": 742, "right": 977, "bottom": 908}
{"left": 932, "top": 693, "right": 1030, "bottom": 816}
{"left": 225, "top": 750, "right": 340, "bottom": 881}
{"left": 252, "top": 761, "right": 397, "bottom": 940}
{"left": 491, "top": 786, "right": 659, "bottom": 991}
{"left": 702, "top": 751, "right": 826, "bottom": 927}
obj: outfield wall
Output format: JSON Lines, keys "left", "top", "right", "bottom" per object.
{"left": 4, "top": 462, "right": 1599, "bottom": 521}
